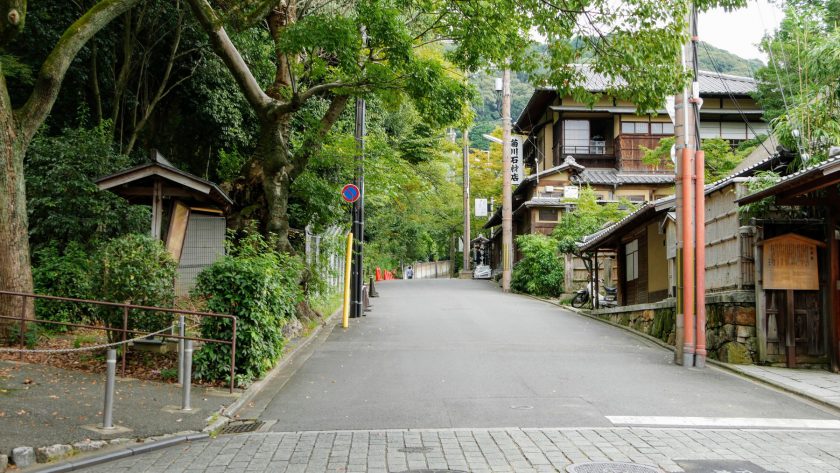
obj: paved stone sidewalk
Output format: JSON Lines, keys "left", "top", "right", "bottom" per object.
{"left": 76, "top": 427, "right": 840, "bottom": 473}
{"left": 724, "top": 364, "right": 840, "bottom": 411}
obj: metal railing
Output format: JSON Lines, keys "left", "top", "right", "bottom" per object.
{"left": 561, "top": 143, "right": 615, "bottom": 155}
{"left": 0, "top": 290, "right": 238, "bottom": 392}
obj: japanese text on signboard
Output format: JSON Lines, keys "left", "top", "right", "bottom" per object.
{"left": 510, "top": 135, "right": 523, "bottom": 186}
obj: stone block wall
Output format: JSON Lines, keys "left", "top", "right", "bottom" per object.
{"left": 588, "top": 291, "right": 757, "bottom": 364}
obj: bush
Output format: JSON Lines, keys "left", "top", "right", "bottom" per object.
{"left": 191, "top": 231, "right": 304, "bottom": 386}
{"left": 32, "top": 243, "right": 95, "bottom": 331}
{"left": 511, "top": 234, "right": 565, "bottom": 297}
{"left": 92, "top": 234, "right": 178, "bottom": 339}
{"left": 26, "top": 123, "right": 149, "bottom": 252}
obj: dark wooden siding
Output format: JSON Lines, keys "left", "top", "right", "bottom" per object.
{"left": 622, "top": 228, "right": 649, "bottom": 306}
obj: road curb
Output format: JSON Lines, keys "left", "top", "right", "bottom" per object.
{"left": 215, "top": 306, "right": 343, "bottom": 425}
{"left": 524, "top": 293, "right": 676, "bottom": 352}
{"left": 28, "top": 433, "right": 209, "bottom": 473}
{"left": 528, "top": 293, "right": 840, "bottom": 415}
{"left": 705, "top": 359, "right": 840, "bottom": 414}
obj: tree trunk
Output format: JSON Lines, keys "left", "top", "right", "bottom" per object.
{"left": 258, "top": 119, "right": 294, "bottom": 253}
{"left": 0, "top": 75, "right": 34, "bottom": 326}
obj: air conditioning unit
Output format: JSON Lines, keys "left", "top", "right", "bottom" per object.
{"left": 544, "top": 186, "right": 555, "bottom": 193}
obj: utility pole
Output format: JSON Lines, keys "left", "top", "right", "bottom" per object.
{"left": 691, "top": 3, "right": 707, "bottom": 368}
{"left": 351, "top": 96, "right": 365, "bottom": 318}
{"left": 675, "top": 5, "right": 697, "bottom": 366}
{"left": 501, "top": 68, "right": 513, "bottom": 292}
{"left": 461, "top": 128, "right": 472, "bottom": 278}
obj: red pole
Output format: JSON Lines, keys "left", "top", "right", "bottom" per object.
{"left": 681, "top": 147, "right": 696, "bottom": 365}
{"left": 695, "top": 150, "right": 707, "bottom": 367}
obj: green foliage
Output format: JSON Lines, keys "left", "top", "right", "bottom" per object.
{"left": 4, "top": 324, "right": 41, "bottom": 349}
{"left": 738, "top": 171, "right": 781, "bottom": 220}
{"left": 191, "top": 230, "right": 304, "bottom": 385}
{"left": 641, "top": 136, "right": 675, "bottom": 168}
{"left": 754, "top": 2, "right": 839, "bottom": 161}
{"left": 160, "top": 368, "right": 178, "bottom": 381}
{"left": 92, "top": 235, "right": 178, "bottom": 338}
{"left": 25, "top": 123, "right": 149, "bottom": 251}
{"left": 511, "top": 234, "right": 565, "bottom": 297}
{"left": 697, "top": 42, "right": 763, "bottom": 76}
{"left": 32, "top": 243, "right": 95, "bottom": 331}
{"left": 640, "top": 136, "right": 762, "bottom": 183}
{"left": 553, "top": 188, "right": 631, "bottom": 254}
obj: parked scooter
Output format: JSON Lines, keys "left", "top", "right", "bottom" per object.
{"left": 571, "top": 278, "right": 617, "bottom": 309}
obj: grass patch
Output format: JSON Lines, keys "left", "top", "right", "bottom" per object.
{"left": 311, "top": 292, "right": 343, "bottom": 318}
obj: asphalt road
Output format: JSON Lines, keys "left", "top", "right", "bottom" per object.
{"left": 240, "top": 279, "right": 837, "bottom": 431}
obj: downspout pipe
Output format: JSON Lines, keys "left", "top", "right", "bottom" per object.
{"left": 695, "top": 149, "right": 706, "bottom": 367}
{"left": 681, "top": 147, "right": 696, "bottom": 367}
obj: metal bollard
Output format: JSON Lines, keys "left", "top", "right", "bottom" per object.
{"left": 177, "top": 315, "right": 185, "bottom": 385}
{"left": 181, "top": 340, "right": 193, "bottom": 411}
{"left": 103, "top": 349, "right": 116, "bottom": 429}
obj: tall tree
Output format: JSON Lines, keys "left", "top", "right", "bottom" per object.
{"left": 184, "top": 0, "right": 747, "bottom": 252}
{"left": 754, "top": 0, "right": 839, "bottom": 161}
{"left": 0, "top": 0, "right": 140, "bottom": 317}
{"left": 185, "top": 0, "right": 471, "bottom": 251}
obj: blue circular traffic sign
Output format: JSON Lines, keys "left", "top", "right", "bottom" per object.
{"left": 341, "top": 184, "right": 360, "bottom": 203}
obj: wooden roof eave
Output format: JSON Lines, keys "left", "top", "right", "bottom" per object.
{"left": 736, "top": 163, "right": 840, "bottom": 206}
{"left": 96, "top": 163, "right": 233, "bottom": 208}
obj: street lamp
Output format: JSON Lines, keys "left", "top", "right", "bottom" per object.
{"left": 483, "top": 134, "right": 503, "bottom": 144}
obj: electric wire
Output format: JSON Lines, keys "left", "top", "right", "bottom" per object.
{"left": 700, "top": 42, "right": 773, "bottom": 156}
{"left": 756, "top": 1, "right": 808, "bottom": 159}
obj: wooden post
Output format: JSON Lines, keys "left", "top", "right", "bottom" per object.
{"left": 594, "top": 251, "right": 600, "bottom": 310}
{"left": 151, "top": 179, "right": 163, "bottom": 239}
{"left": 786, "top": 288, "right": 796, "bottom": 368}
{"left": 754, "top": 226, "right": 767, "bottom": 362}
{"left": 829, "top": 202, "right": 840, "bottom": 371}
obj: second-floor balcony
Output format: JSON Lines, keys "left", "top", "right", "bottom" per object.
{"left": 561, "top": 141, "right": 616, "bottom": 157}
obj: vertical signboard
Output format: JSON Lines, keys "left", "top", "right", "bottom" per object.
{"left": 475, "top": 198, "right": 488, "bottom": 217}
{"left": 510, "top": 135, "right": 523, "bottom": 186}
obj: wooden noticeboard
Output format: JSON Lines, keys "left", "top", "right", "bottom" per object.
{"left": 762, "top": 233, "right": 823, "bottom": 290}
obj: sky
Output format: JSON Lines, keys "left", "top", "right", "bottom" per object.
{"left": 699, "top": 0, "right": 784, "bottom": 62}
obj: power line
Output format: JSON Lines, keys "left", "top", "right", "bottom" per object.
{"left": 700, "top": 42, "right": 773, "bottom": 156}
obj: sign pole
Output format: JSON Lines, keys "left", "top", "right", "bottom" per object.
{"left": 351, "top": 96, "right": 366, "bottom": 319}
{"left": 461, "top": 128, "right": 471, "bottom": 278}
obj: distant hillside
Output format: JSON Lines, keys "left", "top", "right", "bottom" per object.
{"left": 470, "top": 42, "right": 763, "bottom": 150}
{"left": 698, "top": 42, "right": 764, "bottom": 76}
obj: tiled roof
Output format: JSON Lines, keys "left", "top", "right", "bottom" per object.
{"left": 578, "top": 195, "right": 676, "bottom": 250}
{"left": 524, "top": 197, "right": 571, "bottom": 207}
{"left": 577, "top": 147, "right": 799, "bottom": 251}
{"left": 573, "top": 168, "right": 675, "bottom": 186}
{"left": 572, "top": 64, "right": 756, "bottom": 95}
{"left": 737, "top": 154, "right": 840, "bottom": 204}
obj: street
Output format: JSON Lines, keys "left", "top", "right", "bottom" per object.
{"left": 78, "top": 279, "right": 840, "bottom": 472}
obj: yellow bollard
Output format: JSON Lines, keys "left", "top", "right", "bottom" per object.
{"left": 342, "top": 231, "right": 353, "bottom": 329}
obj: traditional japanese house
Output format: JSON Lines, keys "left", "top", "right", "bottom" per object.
{"left": 575, "top": 147, "right": 794, "bottom": 364}
{"left": 736, "top": 148, "right": 840, "bottom": 370}
{"left": 484, "top": 67, "right": 768, "bottom": 290}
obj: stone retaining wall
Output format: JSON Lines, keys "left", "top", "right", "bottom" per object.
{"left": 588, "top": 291, "right": 757, "bottom": 364}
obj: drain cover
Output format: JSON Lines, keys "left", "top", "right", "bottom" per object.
{"left": 398, "top": 447, "right": 433, "bottom": 453}
{"left": 218, "top": 420, "right": 265, "bottom": 435}
{"left": 567, "top": 462, "right": 662, "bottom": 473}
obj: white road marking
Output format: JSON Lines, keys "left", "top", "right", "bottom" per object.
{"left": 606, "top": 415, "right": 840, "bottom": 429}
